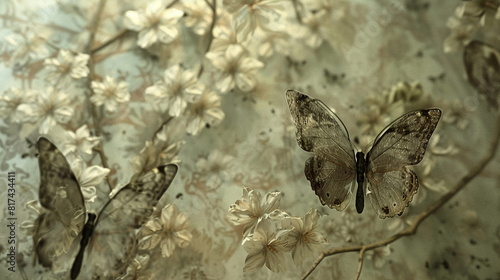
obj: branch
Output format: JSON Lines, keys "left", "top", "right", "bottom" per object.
{"left": 84, "top": 0, "right": 113, "bottom": 191}
{"left": 302, "top": 110, "right": 500, "bottom": 279}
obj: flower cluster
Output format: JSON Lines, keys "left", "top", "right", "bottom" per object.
{"left": 227, "top": 187, "right": 327, "bottom": 272}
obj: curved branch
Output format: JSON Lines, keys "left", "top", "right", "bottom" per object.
{"left": 302, "top": 110, "right": 500, "bottom": 279}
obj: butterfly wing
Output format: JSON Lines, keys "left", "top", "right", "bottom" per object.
{"left": 33, "top": 137, "right": 85, "bottom": 270}
{"left": 365, "top": 109, "right": 441, "bottom": 218}
{"left": 286, "top": 90, "right": 356, "bottom": 211}
{"left": 82, "top": 164, "right": 178, "bottom": 279}
{"left": 463, "top": 40, "right": 500, "bottom": 109}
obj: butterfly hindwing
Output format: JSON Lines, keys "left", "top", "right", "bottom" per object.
{"left": 33, "top": 137, "right": 86, "bottom": 270}
{"left": 365, "top": 109, "right": 441, "bottom": 218}
{"left": 81, "top": 164, "right": 178, "bottom": 278}
{"left": 286, "top": 90, "right": 357, "bottom": 211}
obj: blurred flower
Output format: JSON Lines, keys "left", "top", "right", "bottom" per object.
{"left": 61, "top": 125, "right": 100, "bottom": 156}
{"left": 443, "top": 17, "right": 476, "bottom": 53}
{"left": 223, "top": 0, "right": 286, "bottom": 40}
{"left": 124, "top": 1, "right": 184, "bottom": 48}
{"left": 5, "top": 26, "right": 50, "bottom": 66}
{"left": 0, "top": 87, "right": 34, "bottom": 122}
{"left": 16, "top": 87, "right": 74, "bottom": 134}
{"left": 242, "top": 218, "right": 294, "bottom": 273}
{"left": 455, "top": 0, "right": 497, "bottom": 25}
{"left": 90, "top": 76, "right": 130, "bottom": 113}
{"left": 227, "top": 186, "right": 281, "bottom": 237}
{"left": 284, "top": 209, "right": 327, "bottom": 266}
{"left": 138, "top": 204, "right": 193, "bottom": 257}
{"left": 210, "top": 24, "right": 238, "bottom": 52}
{"left": 145, "top": 64, "right": 204, "bottom": 117}
{"left": 206, "top": 44, "right": 264, "bottom": 93}
{"left": 185, "top": 90, "right": 225, "bottom": 135}
{"left": 44, "top": 50, "right": 89, "bottom": 86}
{"left": 118, "top": 255, "right": 153, "bottom": 280}
{"left": 365, "top": 246, "right": 391, "bottom": 268}
{"left": 301, "top": 10, "right": 329, "bottom": 49}
{"left": 179, "top": 0, "right": 213, "bottom": 35}
{"left": 196, "top": 149, "right": 233, "bottom": 187}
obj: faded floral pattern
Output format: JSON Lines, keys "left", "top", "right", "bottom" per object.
{"left": 2, "top": 0, "right": 499, "bottom": 279}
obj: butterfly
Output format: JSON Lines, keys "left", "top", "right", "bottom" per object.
{"left": 32, "top": 137, "right": 178, "bottom": 279}
{"left": 463, "top": 40, "right": 500, "bottom": 110}
{"left": 285, "top": 90, "right": 441, "bottom": 218}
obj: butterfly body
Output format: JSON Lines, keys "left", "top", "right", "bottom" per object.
{"left": 286, "top": 90, "right": 441, "bottom": 218}
{"left": 33, "top": 137, "right": 178, "bottom": 278}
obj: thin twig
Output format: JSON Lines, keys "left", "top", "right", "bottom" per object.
{"left": 84, "top": 0, "right": 113, "bottom": 191}
{"left": 91, "top": 29, "right": 129, "bottom": 54}
{"left": 355, "top": 248, "right": 366, "bottom": 280}
{"left": 302, "top": 110, "right": 500, "bottom": 279}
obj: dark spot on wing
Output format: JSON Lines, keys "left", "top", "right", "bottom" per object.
{"left": 333, "top": 198, "right": 340, "bottom": 205}
{"left": 382, "top": 206, "right": 389, "bottom": 214}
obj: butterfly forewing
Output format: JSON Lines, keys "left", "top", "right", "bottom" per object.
{"left": 33, "top": 137, "right": 86, "bottom": 269}
{"left": 83, "top": 164, "right": 178, "bottom": 278}
{"left": 366, "top": 109, "right": 441, "bottom": 218}
{"left": 286, "top": 90, "right": 357, "bottom": 210}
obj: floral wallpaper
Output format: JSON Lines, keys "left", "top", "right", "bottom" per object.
{"left": 0, "top": 0, "right": 499, "bottom": 279}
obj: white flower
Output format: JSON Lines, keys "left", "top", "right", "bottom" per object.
{"left": 284, "top": 209, "right": 327, "bottom": 266}
{"left": 90, "top": 76, "right": 130, "bottom": 113}
{"left": 227, "top": 186, "right": 281, "bottom": 237}
{"left": 210, "top": 24, "right": 238, "bottom": 52}
{"left": 205, "top": 44, "right": 264, "bottom": 93}
{"left": 44, "top": 50, "right": 89, "bottom": 86}
{"left": 124, "top": 1, "right": 184, "bottom": 48}
{"left": 179, "top": 0, "right": 213, "bottom": 36}
{"left": 69, "top": 157, "right": 110, "bottom": 203}
{"left": 443, "top": 17, "right": 476, "bottom": 53}
{"left": 365, "top": 246, "right": 391, "bottom": 268}
{"left": 145, "top": 64, "right": 204, "bottom": 117}
{"left": 242, "top": 218, "right": 294, "bottom": 273}
{"left": 223, "top": 0, "right": 286, "bottom": 40}
{"left": 16, "top": 88, "right": 74, "bottom": 134}
{"left": 138, "top": 204, "right": 192, "bottom": 257}
{"left": 5, "top": 26, "right": 49, "bottom": 66}
{"left": 300, "top": 10, "right": 329, "bottom": 49}
{"left": 0, "top": 87, "right": 34, "bottom": 121}
{"left": 185, "top": 90, "right": 225, "bottom": 135}
{"left": 61, "top": 125, "right": 100, "bottom": 156}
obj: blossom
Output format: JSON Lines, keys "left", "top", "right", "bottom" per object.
{"left": 60, "top": 125, "right": 100, "bottom": 156}
{"left": 205, "top": 44, "right": 264, "bottom": 93}
{"left": 69, "top": 157, "right": 110, "bottom": 202}
{"left": 300, "top": 10, "right": 329, "bottom": 49}
{"left": 185, "top": 90, "right": 225, "bottom": 135}
{"left": 145, "top": 64, "right": 204, "bottom": 117}
{"left": 5, "top": 26, "right": 49, "bottom": 66}
{"left": 227, "top": 186, "right": 281, "bottom": 237}
{"left": 195, "top": 149, "right": 233, "bottom": 187}
{"left": 0, "top": 87, "right": 34, "bottom": 122}
{"left": 138, "top": 204, "right": 192, "bottom": 257}
{"left": 284, "top": 208, "right": 327, "bottom": 266}
{"left": 242, "top": 218, "right": 294, "bottom": 272}
{"left": 44, "top": 50, "right": 89, "bottom": 86}
{"left": 223, "top": 0, "right": 286, "bottom": 40}
{"left": 90, "top": 76, "right": 130, "bottom": 113}
{"left": 179, "top": 0, "right": 213, "bottom": 36}
{"left": 16, "top": 88, "right": 74, "bottom": 134}
{"left": 443, "top": 17, "right": 476, "bottom": 53}
{"left": 365, "top": 246, "right": 391, "bottom": 268}
{"left": 124, "top": 1, "right": 184, "bottom": 48}
{"left": 118, "top": 255, "right": 153, "bottom": 280}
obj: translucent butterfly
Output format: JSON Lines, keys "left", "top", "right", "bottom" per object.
{"left": 32, "top": 137, "right": 178, "bottom": 279}
{"left": 463, "top": 40, "right": 500, "bottom": 110}
{"left": 285, "top": 90, "right": 441, "bottom": 218}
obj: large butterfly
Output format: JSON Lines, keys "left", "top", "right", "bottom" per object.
{"left": 33, "top": 137, "right": 178, "bottom": 279}
{"left": 285, "top": 90, "right": 441, "bottom": 218}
